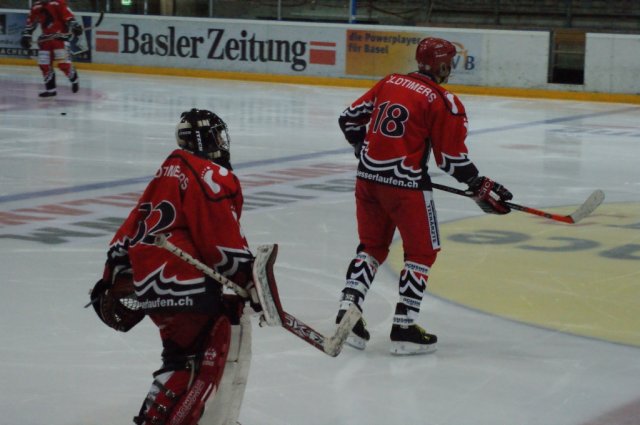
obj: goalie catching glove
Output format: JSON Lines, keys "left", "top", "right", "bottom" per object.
{"left": 467, "top": 175, "right": 513, "bottom": 215}
{"left": 88, "top": 272, "right": 144, "bottom": 332}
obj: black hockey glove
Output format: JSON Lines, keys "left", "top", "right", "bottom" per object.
{"left": 20, "top": 34, "right": 31, "bottom": 50}
{"left": 68, "top": 19, "right": 84, "bottom": 37}
{"left": 352, "top": 141, "right": 364, "bottom": 159}
{"left": 467, "top": 175, "right": 513, "bottom": 215}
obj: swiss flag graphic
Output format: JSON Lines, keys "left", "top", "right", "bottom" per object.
{"left": 96, "top": 30, "right": 119, "bottom": 53}
{"left": 309, "top": 41, "right": 336, "bottom": 65}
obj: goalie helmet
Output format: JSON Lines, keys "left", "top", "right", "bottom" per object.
{"left": 415, "top": 37, "right": 457, "bottom": 84}
{"left": 176, "top": 108, "right": 231, "bottom": 168}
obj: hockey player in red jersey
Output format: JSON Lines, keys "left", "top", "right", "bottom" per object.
{"left": 335, "top": 37, "right": 513, "bottom": 355}
{"left": 89, "top": 109, "right": 256, "bottom": 425}
{"left": 21, "top": 0, "right": 83, "bottom": 97}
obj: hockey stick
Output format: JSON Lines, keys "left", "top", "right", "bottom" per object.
{"left": 251, "top": 244, "right": 361, "bottom": 357}
{"left": 154, "top": 234, "right": 250, "bottom": 298}
{"left": 92, "top": 11, "right": 105, "bottom": 28}
{"left": 154, "top": 235, "right": 361, "bottom": 357}
{"left": 431, "top": 182, "right": 605, "bottom": 224}
{"left": 37, "top": 11, "right": 105, "bottom": 43}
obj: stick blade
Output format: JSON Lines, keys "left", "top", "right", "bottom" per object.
{"left": 569, "top": 189, "right": 605, "bottom": 223}
{"left": 324, "top": 304, "right": 361, "bottom": 357}
{"left": 252, "top": 245, "right": 360, "bottom": 357}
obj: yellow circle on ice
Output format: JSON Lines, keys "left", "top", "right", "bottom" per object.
{"left": 389, "top": 201, "right": 640, "bottom": 347}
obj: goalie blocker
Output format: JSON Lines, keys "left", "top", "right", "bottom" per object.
{"left": 134, "top": 305, "right": 252, "bottom": 425}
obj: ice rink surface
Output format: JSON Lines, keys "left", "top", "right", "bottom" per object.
{"left": 1, "top": 65, "right": 639, "bottom": 425}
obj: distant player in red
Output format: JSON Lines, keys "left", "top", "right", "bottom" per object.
{"left": 21, "top": 0, "right": 83, "bottom": 97}
{"left": 335, "top": 37, "right": 513, "bottom": 355}
{"left": 89, "top": 109, "right": 256, "bottom": 425}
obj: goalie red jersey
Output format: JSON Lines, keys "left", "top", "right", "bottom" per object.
{"left": 104, "top": 148, "right": 252, "bottom": 314}
{"left": 91, "top": 109, "right": 260, "bottom": 425}
{"left": 339, "top": 71, "right": 479, "bottom": 190}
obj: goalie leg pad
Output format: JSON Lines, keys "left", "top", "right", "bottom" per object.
{"left": 166, "top": 315, "right": 231, "bottom": 425}
{"left": 134, "top": 367, "right": 194, "bottom": 425}
{"left": 198, "top": 312, "right": 252, "bottom": 425}
{"left": 134, "top": 316, "right": 232, "bottom": 425}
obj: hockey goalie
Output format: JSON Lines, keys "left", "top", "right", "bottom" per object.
{"left": 88, "top": 108, "right": 259, "bottom": 425}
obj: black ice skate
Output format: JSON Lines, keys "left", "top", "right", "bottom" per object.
{"left": 390, "top": 324, "right": 437, "bottom": 355}
{"left": 336, "top": 309, "right": 369, "bottom": 350}
{"left": 40, "top": 72, "right": 57, "bottom": 98}
{"left": 70, "top": 70, "right": 79, "bottom": 93}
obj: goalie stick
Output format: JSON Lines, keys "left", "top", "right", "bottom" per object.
{"left": 431, "top": 182, "right": 605, "bottom": 224}
{"left": 154, "top": 234, "right": 361, "bottom": 357}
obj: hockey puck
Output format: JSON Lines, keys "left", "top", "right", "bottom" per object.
{"left": 61, "top": 112, "right": 66, "bottom": 116}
